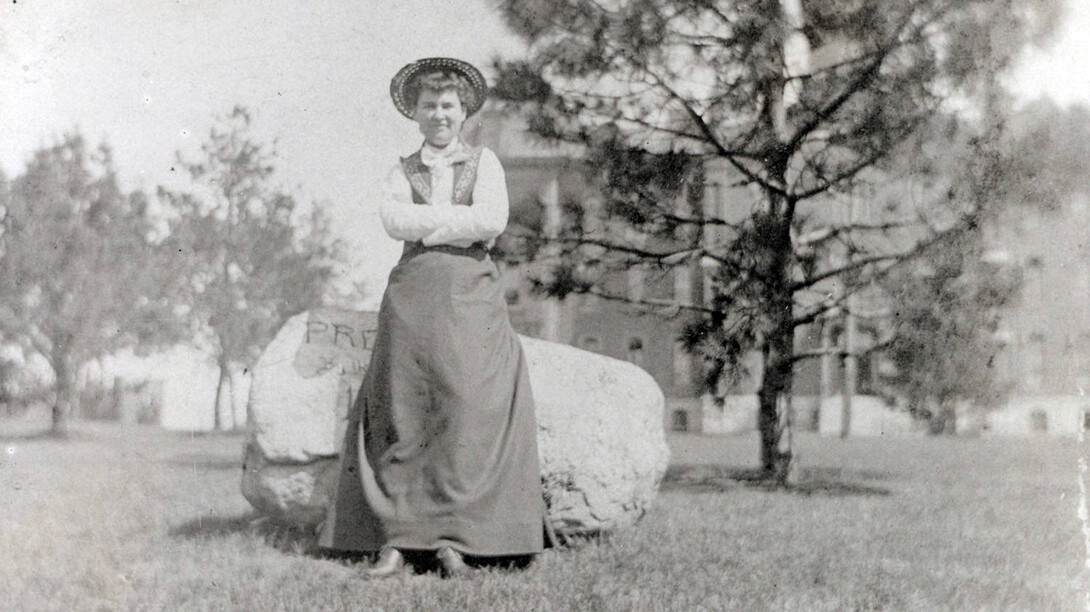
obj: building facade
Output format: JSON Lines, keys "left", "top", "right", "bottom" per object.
{"left": 471, "top": 111, "right": 707, "bottom": 417}
{"left": 981, "top": 196, "right": 1090, "bottom": 434}
{"left": 472, "top": 106, "right": 1090, "bottom": 436}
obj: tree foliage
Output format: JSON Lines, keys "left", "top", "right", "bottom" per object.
{"left": 877, "top": 99, "right": 1090, "bottom": 432}
{"left": 492, "top": 0, "right": 1062, "bottom": 480}
{"left": 0, "top": 135, "right": 182, "bottom": 435}
{"left": 1000, "top": 99, "right": 1090, "bottom": 211}
{"left": 878, "top": 237, "right": 1019, "bottom": 433}
{"left": 158, "top": 107, "right": 337, "bottom": 430}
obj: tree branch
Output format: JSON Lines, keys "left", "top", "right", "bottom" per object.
{"left": 797, "top": 221, "right": 918, "bottom": 247}
{"left": 784, "top": 2, "right": 938, "bottom": 154}
{"left": 623, "top": 55, "right": 790, "bottom": 197}
{"left": 790, "top": 333, "right": 896, "bottom": 364}
{"left": 531, "top": 232, "right": 729, "bottom": 267}
{"left": 791, "top": 208, "right": 980, "bottom": 327}
{"left": 581, "top": 286, "right": 715, "bottom": 316}
{"left": 793, "top": 252, "right": 902, "bottom": 293}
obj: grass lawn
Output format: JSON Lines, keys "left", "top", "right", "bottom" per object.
{"left": 1, "top": 415, "right": 1085, "bottom": 611}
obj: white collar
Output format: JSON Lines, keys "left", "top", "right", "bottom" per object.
{"left": 420, "top": 141, "right": 465, "bottom": 168}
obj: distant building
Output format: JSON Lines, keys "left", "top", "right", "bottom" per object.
{"left": 473, "top": 108, "right": 1090, "bottom": 437}
{"left": 471, "top": 110, "right": 706, "bottom": 430}
{"left": 981, "top": 196, "right": 1090, "bottom": 434}
{"left": 472, "top": 111, "right": 853, "bottom": 434}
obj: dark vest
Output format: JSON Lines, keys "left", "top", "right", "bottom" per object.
{"left": 399, "top": 145, "right": 483, "bottom": 207}
{"left": 398, "top": 145, "right": 487, "bottom": 260}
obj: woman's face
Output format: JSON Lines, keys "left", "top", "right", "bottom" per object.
{"left": 413, "top": 88, "right": 466, "bottom": 147}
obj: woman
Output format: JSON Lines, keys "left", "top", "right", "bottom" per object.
{"left": 319, "top": 58, "right": 544, "bottom": 578}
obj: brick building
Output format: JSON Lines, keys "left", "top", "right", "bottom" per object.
{"left": 471, "top": 110, "right": 706, "bottom": 411}
{"left": 980, "top": 196, "right": 1090, "bottom": 434}
{"left": 469, "top": 97, "right": 1090, "bottom": 436}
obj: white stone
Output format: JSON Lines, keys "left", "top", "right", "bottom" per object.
{"left": 522, "top": 336, "right": 670, "bottom": 535}
{"left": 241, "top": 309, "right": 670, "bottom": 535}
{"left": 241, "top": 443, "right": 339, "bottom": 527}
{"left": 246, "top": 309, "right": 377, "bottom": 463}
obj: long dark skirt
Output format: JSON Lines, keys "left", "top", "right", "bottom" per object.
{"left": 319, "top": 244, "right": 544, "bottom": 555}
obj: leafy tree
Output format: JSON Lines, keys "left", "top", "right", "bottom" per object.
{"left": 998, "top": 99, "right": 1090, "bottom": 211}
{"left": 0, "top": 135, "right": 181, "bottom": 436}
{"left": 878, "top": 100, "right": 1090, "bottom": 433}
{"left": 158, "top": 107, "right": 337, "bottom": 430}
{"left": 492, "top": 0, "right": 1061, "bottom": 481}
{"left": 877, "top": 236, "right": 1019, "bottom": 434}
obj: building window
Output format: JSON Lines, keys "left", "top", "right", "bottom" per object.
{"left": 1025, "top": 333, "right": 1046, "bottom": 394}
{"left": 674, "top": 267, "right": 692, "bottom": 303}
{"left": 644, "top": 268, "right": 673, "bottom": 301}
{"left": 1026, "top": 256, "right": 1046, "bottom": 303}
{"left": 579, "top": 292, "right": 600, "bottom": 312}
{"left": 626, "top": 266, "right": 645, "bottom": 301}
{"left": 1063, "top": 336, "right": 1079, "bottom": 393}
{"left": 1078, "top": 333, "right": 1090, "bottom": 391}
{"left": 672, "top": 409, "right": 689, "bottom": 432}
{"left": 627, "top": 337, "right": 645, "bottom": 367}
{"left": 673, "top": 342, "right": 692, "bottom": 390}
{"left": 1031, "top": 409, "right": 1048, "bottom": 432}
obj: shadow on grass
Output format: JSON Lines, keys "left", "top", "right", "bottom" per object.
{"left": 168, "top": 514, "right": 536, "bottom": 575}
{"left": 0, "top": 428, "right": 107, "bottom": 443}
{"left": 170, "top": 512, "right": 331, "bottom": 556}
{"left": 165, "top": 430, "right": 248, "bottom": 440}
{"left": 663, "top": 464, "right": 892, "bottom": 497}
{"left": 160, "top": 452, "right": 243, "bottom": 471}
{"left": 369, "top": 550, "right": 536, "bottom": 576}
{"left": 0, "top": 429, "right": 62, "bottom": 442}
{"left": 170, "top": 513, "right": 256, "bottom": 538}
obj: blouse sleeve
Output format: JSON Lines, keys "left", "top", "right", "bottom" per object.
{"left": 379, "top": 163, "right": 455, "bottom": 242}
{"left": 420, "top": 148, "right": 510, "bottom": 246}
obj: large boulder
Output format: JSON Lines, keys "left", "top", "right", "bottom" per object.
{"left": 240, "top": 442, "right": 340, "bottom": 527}
{"left": 241, "top": 308, "right": 669, "bottom": 538}
{"left": 521, "top": 335, "right": 669, "bottom": 535}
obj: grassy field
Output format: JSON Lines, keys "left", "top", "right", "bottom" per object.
{"left": 1, "top": 415, "right": 1085, "bottom": 611}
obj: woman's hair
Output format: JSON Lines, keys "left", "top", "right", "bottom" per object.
{"left": 405, "top": 70, "right": 477, "bottom": 112}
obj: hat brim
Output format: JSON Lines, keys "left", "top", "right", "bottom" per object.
{"left": 390, "top": 57, "right": 487, "bottom": 119}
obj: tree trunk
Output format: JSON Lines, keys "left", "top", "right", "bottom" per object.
{"left": 757, "top": 317, "right": 795, "bottom": 483}
{"left": 756, "top": 212, "right": 796, "bottom": 484}
{"left": 214, "top": 358, "right": 233, "bottom": 431}
{"left": 932, "top": 401, "right": 957, "bottom": 435}
{"left": 51, "top": 397, "right": 71, "bottom": 438}
{"left": 51, "top": 357, "right": 76, "bottom": 438}
{"left": 228, "top": 362, "right": 248, "bottom": 431}
{"left": 754, "top": 4, "right": 802, "bottom": 484}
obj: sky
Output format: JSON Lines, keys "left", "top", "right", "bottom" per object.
{"left": 1, "top": 0, "right": 1088, "bottom": 306}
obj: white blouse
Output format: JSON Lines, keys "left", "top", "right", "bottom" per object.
{"left": 379, "top": 143, "right": 510, "bottom": 248}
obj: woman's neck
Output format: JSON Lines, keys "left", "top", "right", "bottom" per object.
{"left": 423, "top": 139, "right": 461, "bottom": 153}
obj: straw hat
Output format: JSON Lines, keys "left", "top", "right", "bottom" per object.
{"left": 389, "top": 57, "right": 487, "bottom": 118}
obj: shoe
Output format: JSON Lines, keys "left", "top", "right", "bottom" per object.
{"left": 362, "top": 548, "right": 405, "bottom": 579}
{"left": 436, "top": 546, "right": 472, "bottom": 578}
